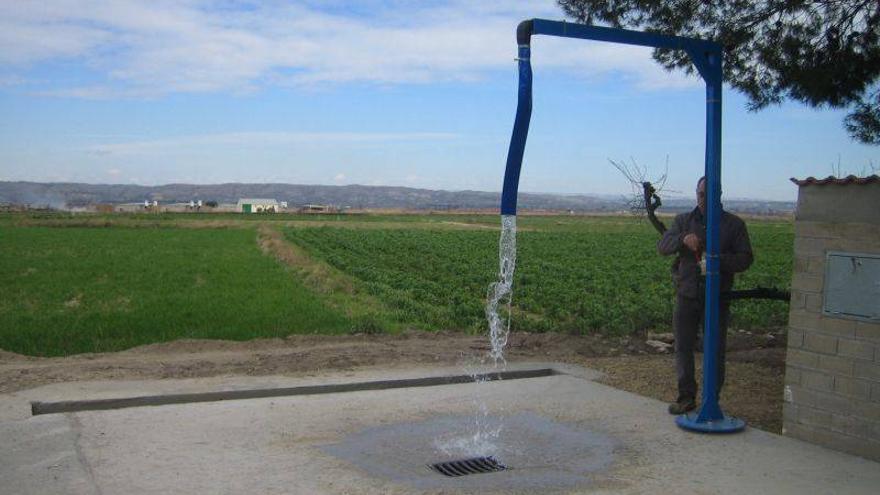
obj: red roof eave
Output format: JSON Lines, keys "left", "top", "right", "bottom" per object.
{"left": 790, "top": 174, "right": 880, "bottom": 186}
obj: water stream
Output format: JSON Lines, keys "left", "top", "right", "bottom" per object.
{"left": 485, "top": 214, "right": 517, "bottom": 366}
{"left": 429, "top": 215, "right": 518, "bottom": 459}
{"left": 436, "top": 215, "right": 518, "bottom": 458}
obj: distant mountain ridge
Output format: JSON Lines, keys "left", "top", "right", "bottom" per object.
{"left": 0, "top": 181, "right": 795, "bottom": 215}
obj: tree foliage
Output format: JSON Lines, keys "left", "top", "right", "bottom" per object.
{"left": 557, "top": 1, "right": 880, "bottom": 144}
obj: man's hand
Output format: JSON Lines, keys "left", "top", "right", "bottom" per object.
{"left": 682, "top": 233, "right": 702, "bottom": 253}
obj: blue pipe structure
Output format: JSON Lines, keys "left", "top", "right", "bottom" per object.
{"left": 502, "top": 19, "right": 744, "bottom": 433}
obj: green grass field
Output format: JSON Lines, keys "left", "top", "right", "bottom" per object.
{"left": 0, "top": 212, "right": 793, "bottom": 356}
{"left": 0, "top": 226, "right": 350, "bottom": 356}
{"left": 286, "top": 217, "right": 792, "bottom": 335}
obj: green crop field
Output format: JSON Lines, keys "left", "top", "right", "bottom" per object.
{"left": 0, "top": 213, "right": 793, "bottom": 356}
{"left": 0, "top": 226, "right": 350, "bottom": 356}
{"left": 286, "top": 217, "right": 793, "bottom": 335}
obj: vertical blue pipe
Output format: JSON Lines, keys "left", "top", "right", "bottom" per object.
{"left": 500, "top": 37, "right": 533, "bottom": 216}
{"left": 696, "top": 52, "right": 724, "bottom": 422}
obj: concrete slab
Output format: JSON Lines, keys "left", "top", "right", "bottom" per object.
{"left": 1, "top": 363, "right": 877, "bottom": 494}
{"left": 0, "top": 414, "right": 96, "bottom": 495}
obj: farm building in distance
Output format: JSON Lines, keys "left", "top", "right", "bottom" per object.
{"left": 784, "top": 174, "right": 880, "bottom": 461}
{"left": 236, "top": 198, "right": 286, "bottom": 213}
{"left": 299, "top": 204, "right": 338, "bottom": 213}
{"left": 115, "top": 200, "right": 159, "bottom": 213}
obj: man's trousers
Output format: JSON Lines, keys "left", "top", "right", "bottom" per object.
{"left": 673, "top": 294, "right": 730, "bottom": 402}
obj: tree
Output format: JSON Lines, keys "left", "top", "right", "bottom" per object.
{"left": 557, "top": 1, "right": 880, "bottom": 144}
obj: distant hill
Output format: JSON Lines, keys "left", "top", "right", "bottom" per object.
{"left": 0, "top": 181, "right": 795, "bottom": 215}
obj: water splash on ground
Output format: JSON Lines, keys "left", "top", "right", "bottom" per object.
{"left": 432, "top": 401, "right": 503, "bottom": 458}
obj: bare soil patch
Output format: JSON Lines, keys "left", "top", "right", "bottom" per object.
{"left": 0, "top": 330, "right": 785, "bottom": 432}
{"left": 258, "top": 225, "right": 358, "bottom": 296}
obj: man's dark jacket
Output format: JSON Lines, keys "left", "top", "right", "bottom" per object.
{"left": 657, "top": 208, "right": 754, "bottom": 299}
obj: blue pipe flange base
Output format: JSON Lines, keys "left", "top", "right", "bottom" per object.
{"left": 675, "top": 412, "right": 746, "bottom": 433}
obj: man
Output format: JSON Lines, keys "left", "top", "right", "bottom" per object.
{"left": 658, "top": 177, "right": 753, "bottom": 414}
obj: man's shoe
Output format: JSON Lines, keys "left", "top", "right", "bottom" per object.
{"left": 668, "top": 399, "right": 696, "bottom": 415}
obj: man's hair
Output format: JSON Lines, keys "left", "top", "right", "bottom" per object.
{"left": 697, "top": 176, "right": 721, "bottom": 195}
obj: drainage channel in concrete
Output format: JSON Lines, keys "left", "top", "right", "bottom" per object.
{"left": 30, "top": 367, "right": 555, "bottom": 415}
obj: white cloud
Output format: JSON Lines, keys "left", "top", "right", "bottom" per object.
{"left": 34, "top": 85, "right": 162, "bottom": 99}
{"left": 0, "top": 0, "right": 696, "bottom": 97}
{"left": 333, "top": 173, "right": 346, "bottom": 182}
{"left": 0, "top": 75, "right": 34, "bottom": 87}
{"left": 0, "top": 18, "right": 110, "bottom": 64}
{"left": 106, "top": 168, "right": 122, "bottom": 176}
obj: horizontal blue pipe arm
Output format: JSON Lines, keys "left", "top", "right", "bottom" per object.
{"left": 530, "top": 19, "right": 720, "bottom": 53}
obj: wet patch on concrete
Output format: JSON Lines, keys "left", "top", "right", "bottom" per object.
{"left": 321, "top": 411, "right": 618, "bottom": 492}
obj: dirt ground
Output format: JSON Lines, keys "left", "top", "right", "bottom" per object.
{"left": 0, "top": 329, "right": 786, "bottom": 432}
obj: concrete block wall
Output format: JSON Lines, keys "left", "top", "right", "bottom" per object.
{"left": 784, "top": 182, "right": 880, "bottom": 461}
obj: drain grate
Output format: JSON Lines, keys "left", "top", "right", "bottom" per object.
{"left": 428, "top": 456, "right": 508, "bottom": 477}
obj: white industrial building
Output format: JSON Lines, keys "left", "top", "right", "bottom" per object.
{"left": 236, "top": 198, "right": 285, "bottom": 213}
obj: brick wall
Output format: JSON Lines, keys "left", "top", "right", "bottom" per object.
{"left": 784, "top": 183, "right": 880, "bottom": 461}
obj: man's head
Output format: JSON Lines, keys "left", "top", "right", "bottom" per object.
{"left": 697, "top": 176, "right": 706, "bottom": 214}
{"left": 695, "top": 176, "right": 723, "bottom": 214}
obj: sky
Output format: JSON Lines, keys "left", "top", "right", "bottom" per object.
{"left": 0, "top": 1, "right": 877, "bottom": 201}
